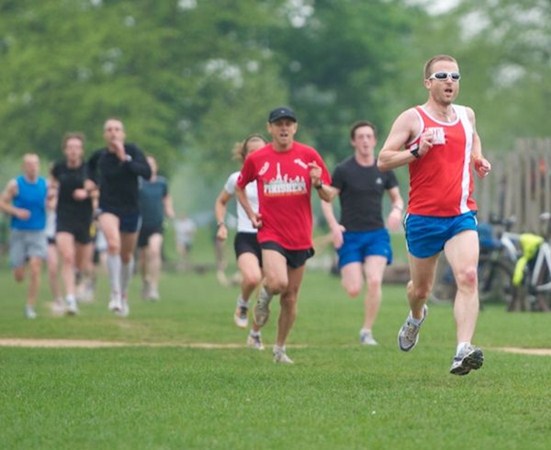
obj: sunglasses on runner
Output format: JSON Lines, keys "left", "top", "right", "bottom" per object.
{"left": 428, "top": 71, "right": 461, "bottom": 81}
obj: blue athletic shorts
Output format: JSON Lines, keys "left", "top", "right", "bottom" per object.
{"left": 337, "top": 228, "right": 393, "bottom": 269}
{"left": 404, "top": 211, "right": 478, "bottom": 258}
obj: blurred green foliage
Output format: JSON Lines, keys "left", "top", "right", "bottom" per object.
{"left": 0, "top": 0, "right": 548, "bottom": 183}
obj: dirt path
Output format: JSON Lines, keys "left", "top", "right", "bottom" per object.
{"left": 0, "top": 339, "right": 242, "bottom": 349}
{"left": 494, "top": 347, "right": 551, "bottom": 356}
{"left": 0, "top": 338, "right": 549, "bottom": 355}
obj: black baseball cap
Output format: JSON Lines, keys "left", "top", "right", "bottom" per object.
{"left": 268, "top": 107, "right": 297, "bottom": 123}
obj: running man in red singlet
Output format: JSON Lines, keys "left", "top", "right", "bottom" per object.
{"left": 378, "top": 55, "right": 491, "bottom": 376}
{"left": 235, "top": 107, "right": 337, "bottom": 364}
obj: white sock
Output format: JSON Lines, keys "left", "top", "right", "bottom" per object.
{"left": 249, "top": 330, "right": 260, "bottom": 337}
{"left": 107, "top": 253, "right": 122, "bottom": 295}
{"left": 457, "top": 342, "right": 470, "bottom": 355}
{"left": 120, "top": 258, "right": 135, "bottom": 296}
{"left": 409, "top": 308, "right": 425, "bottom": 325}
{"left": 237, "top": 297, "right": 248, "bottom": 308}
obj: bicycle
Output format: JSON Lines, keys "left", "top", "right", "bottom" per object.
{"left": 509, "top": 212, "right": 551, "bottom": 312}
{"left": 477, "top": 216, "right": 519, "bottom": 305}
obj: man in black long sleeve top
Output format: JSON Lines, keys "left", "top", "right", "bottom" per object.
{"left": 86, "top": 118, "right": 151, "bottom": 317}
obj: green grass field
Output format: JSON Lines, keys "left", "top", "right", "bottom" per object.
{"left": 0, "top": 261, "right": 550, "bottom": 449}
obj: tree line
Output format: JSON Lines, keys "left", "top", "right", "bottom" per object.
{"left": 0, "top": 0, "right": 548, "bottom": 181}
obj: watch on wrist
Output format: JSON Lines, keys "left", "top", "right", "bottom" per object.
{"left": 124, "top": 154, "right": 133, "bottom": 162}
{"left": 410, "top": 146, "right": 420, "bottom": 159}
{"left": 217, "top": 221, "right": 225, "bottom": 227}
{"left": 315, "top": 181, "right": 323, "bottom": 190}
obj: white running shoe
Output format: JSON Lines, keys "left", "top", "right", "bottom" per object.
{"left": 51, "top": 299, "right": 66, "bottom": 316}
{"left": 76, "top": 279, "right": 94, "bottom": 303}
{"left": 234, "top": 305, "right": 249, "bottom": 328}
{"left": 108, "top": 293, "right": 122, "bottom": 313}
{"left": 246, "top": 333, "right": 264, "bottom": 350}
{"left": 78, "top": 284, "right": 95, "bottom": 303}
{"left": 254, "top": 289, "right": 273, "bottom": 327}
{"left": 25, "top": 305, "right": 37, "bottom": 319}
{"left": 216, "top": 270, "right": 229, "bottom": 287}
{"left": 141, "top": 281, "right": 151, "bottom": 300}
{"left": 148, "top": 288, "right": 160, "bottom": 302}
{"left": 116, "top": 295, "right": 130, "bottom": 318}
{"left": 273, "top": 346, "right": 294, "bottom": 364}
{"left": 360, "top": 329, "right": 378, "bottom": 346}
{"left": 66, "top": 297, "right": 79, "bottom": 316}
{"left": 450, "top": 345, "right": 484, "bottom": 376}
{"left": 397, "top": 305, "right": 428, "bottom": 352}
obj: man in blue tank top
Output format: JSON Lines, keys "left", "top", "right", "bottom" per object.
{"left": 0, "top": 154, "right": 50, "bottom": 318}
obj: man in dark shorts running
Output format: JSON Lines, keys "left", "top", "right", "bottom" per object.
{"left": 137, "top": 155, "right": 174, "bottom": 301}
{"left": 87, "top": 118, "right": 151, "bottom": 317}
{"left": 236, "top": 107, "right": 337, "bottom": 363}
{"left": 51, "top": 132, "right": 95, "bottom": 315}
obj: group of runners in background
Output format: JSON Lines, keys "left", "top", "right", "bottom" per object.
{"left": 1, "top": 54, "right": 492, "bottom": 375}
{"left": 0, "top": 118, "right": 173, "bottom": 320}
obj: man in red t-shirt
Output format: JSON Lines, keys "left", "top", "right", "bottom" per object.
{"left": 236, "top": 106, "right": 336, "bottom": 363}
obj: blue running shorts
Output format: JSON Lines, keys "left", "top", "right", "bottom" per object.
{"left": 337, "top": 228, "right": 393, "bottom": 269}
{"left": 405, "top": 211, "right": 478, "bottom": 258}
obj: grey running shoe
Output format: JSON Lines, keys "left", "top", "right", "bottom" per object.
{"left": 397, "top": 305, "right": 428, "bottom": 351}
{"left": 234, "top": 305, "right": 248, "bottom": 328}
{"left": 360, "top": 329, "right": 378, "bottom": 346}
{"left": 273, "top": 346, "right": 293, "bottom": 364}
{"left": 246, "top": 333, "right": 264, "bottom": 350}
{"left": 254, "top": 289, "right": 273, "bottom": 327}
{"left": 450, "top": 345, "right": 484, "bottom": 376}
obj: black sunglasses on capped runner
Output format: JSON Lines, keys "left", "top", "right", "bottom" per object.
{"left": 428, "top": 71, "right": 461, "bottom": 81}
